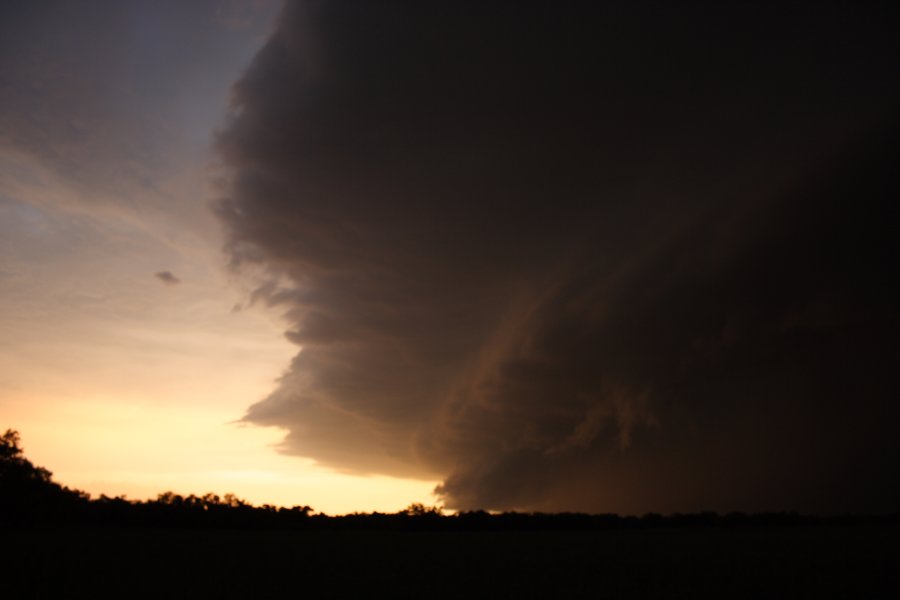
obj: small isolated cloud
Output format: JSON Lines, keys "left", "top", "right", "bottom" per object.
{"left": 155, "top": 271, "right": 181, "bottom": 286}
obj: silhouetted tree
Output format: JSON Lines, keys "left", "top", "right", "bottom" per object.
{"left": 0, "top": 429, "right": 51, "bottom": 482}
{"left": 0, "top": 429, "right": 88, "bottom": 525}
{"left": 403, "top": 503, "right": 443, "bottom": 516}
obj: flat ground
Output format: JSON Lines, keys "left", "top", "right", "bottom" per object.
{"left": 2, "top": 524, "right": 898, "bottom": 598}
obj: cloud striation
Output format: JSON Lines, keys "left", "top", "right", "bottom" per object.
{"left": 216, "top": 2, "right": 900, "bottom": 514}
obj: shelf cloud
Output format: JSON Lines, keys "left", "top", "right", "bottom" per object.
{"left": 216, "top": 2, "right": 900, "bottom": 514}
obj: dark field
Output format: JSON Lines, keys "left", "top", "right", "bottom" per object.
{"left": 3, "top": 524, "right": 898, "bottom": 599}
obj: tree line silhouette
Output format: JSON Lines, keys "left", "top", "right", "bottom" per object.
{"left": 2, "top": 429, "right": 896, "bottom": 531}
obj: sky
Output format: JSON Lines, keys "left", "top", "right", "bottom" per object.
{"left": 0, "top": 0, "right": 436, "bottom": 514}
{"left": 2, "top": 1, "right": 900, "bottom": 516}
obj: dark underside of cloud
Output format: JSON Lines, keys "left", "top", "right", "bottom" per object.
{"left": 217, "top": 2, "right": 900, "bottom": 514}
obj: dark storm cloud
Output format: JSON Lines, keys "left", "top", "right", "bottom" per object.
{"left": 218, "top": 2, "right": 900, "bottom": 513}
{"left": 155, "top": 271, "right": 180, "bottom": 286}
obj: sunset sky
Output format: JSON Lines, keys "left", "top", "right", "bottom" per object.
{"left": 0, "top": 0, "right": 435, "bottom": 514}
{"left": 2, "top": 1, "right": 899, "bottom": 515}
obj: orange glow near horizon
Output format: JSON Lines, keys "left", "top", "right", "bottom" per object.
{"left": 6, "top": 391, "right": 439, "bottom": 514}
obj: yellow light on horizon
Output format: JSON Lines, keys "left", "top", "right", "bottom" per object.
{"left": 5, "top": 392, "right": 439, "bottom": 515}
